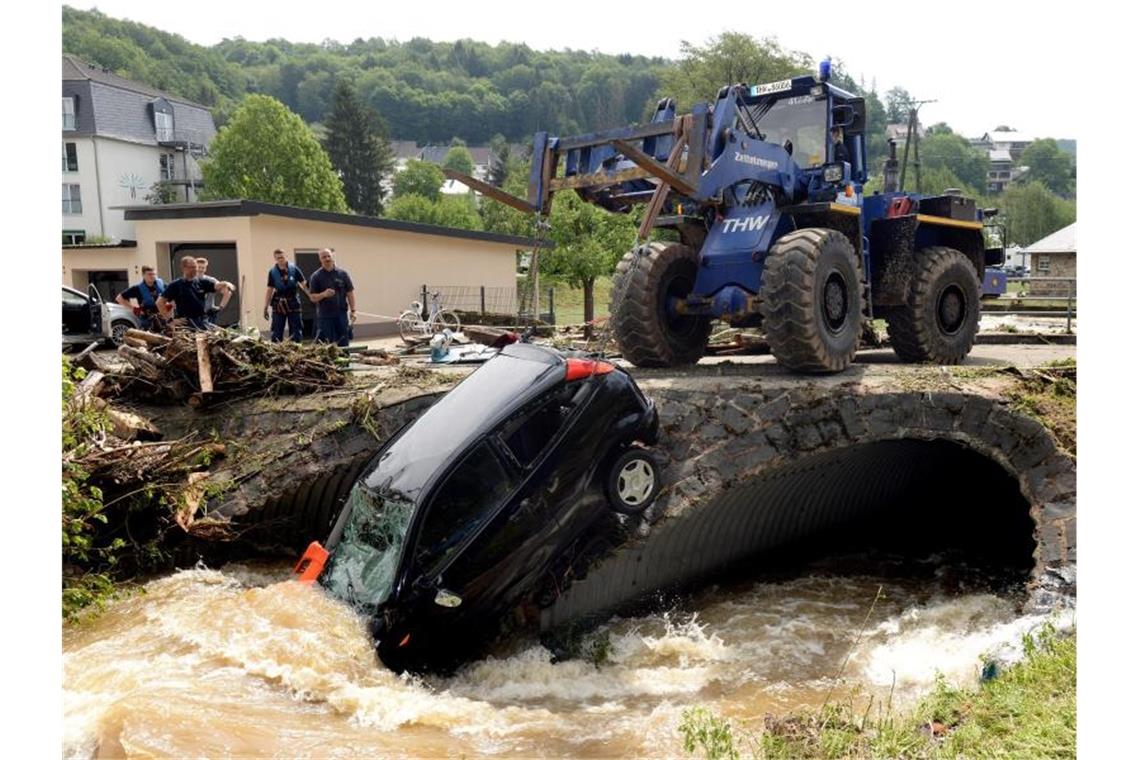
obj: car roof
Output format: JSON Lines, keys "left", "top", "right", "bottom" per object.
{"left": 363, "top": 343, "right": 567, "bottom": 502}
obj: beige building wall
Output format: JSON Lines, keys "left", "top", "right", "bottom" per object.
{"left": 248, "top": 215, "right": 519, "bottom": 336}
{"left": 65, "top": 211, "right": 521, "bottom": 336}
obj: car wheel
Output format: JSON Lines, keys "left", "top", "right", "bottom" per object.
{"left": 605, "top": 448, "right": 661, "bottom": 515}
{"left": 109, "top": 320, "right": 134, "bottom": 347}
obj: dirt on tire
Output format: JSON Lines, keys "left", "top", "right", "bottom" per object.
{"left": 886, "top": 246, "right": 981, "bottom": 364}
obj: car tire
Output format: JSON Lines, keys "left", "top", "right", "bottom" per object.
{"left": 605, "top": 448, "right": 662, "bottom": 515}
{"left": 109, "top": 320, "right": 134, "bottom": 347}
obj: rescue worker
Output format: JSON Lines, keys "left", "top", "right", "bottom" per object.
{"left": 195, "top": 257, "right": 233, "bottom": 324}
{"left": 158, "top": 255, "right": 234, "bottom": 331}
{"left": 831, "top": 125, "right": 849, "bottom": 164}
{"left": 262, "top": 248, "right": 310, "bottom": 342}
{"left": 116, "top": 265, "right": 166, "bottom": 331}
{"left": 308, "top": 248, "right": 356, "bottom": 347}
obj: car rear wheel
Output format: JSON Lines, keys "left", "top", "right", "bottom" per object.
{"left": 605, "top": 448, "right": 661, "bottom": 515}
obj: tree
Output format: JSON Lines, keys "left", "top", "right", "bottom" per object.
{"left": 660, "top": 32, "right": 812, "bottom": 109}
{"left": 443, "top": 144, "right": 475, "bottom": 176}
{"left": 999, "top": 181, "right": 1076, "bottom": 246}
{"left": 385, "top": 192, "right": 482, "bottom": 230}
{"left": 885, "top": 86, "right": 912, "bottom": 124}
{"left": 201, "top": 94, "right": 348, "bottom": 211}
{"left": 543, "top": 192, "right": 637, "bottom": 325}
{"left": 1019, "top": 139, "right": 1075, "bottom": 197}
{"left": 392, "top": 159, "right": 444, "bottom": 202}
{"left": 918, "top": 132, "right": 989, "bottom": 194}
{"left": 322, "top": 79, "right": 396, "bottom": 216}
{"left": 487, "top": 134, "right": 511, "bottom": 187}
{"left": 926, "top": 122, "right": 954, "bottom": 136}
{"left": 480, "top": 160, "right": 534, "bottom": 237}
{"left": 145, "top": 180, "right": 180, "bottom": 205}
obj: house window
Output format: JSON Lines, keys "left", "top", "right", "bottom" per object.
{"left": 155, "top": 110, "right": 174, "bottom": 142}
{"left": 63, "top": 143, "right": 78, "bottom": 172}
{"left": 160, "top": 153, "right": 175, "bottom": 180}
{"left": 62, "top": 184, "right": 83, "bottom": 214}
{"left": 63, "top": 97, "right": 76, "bottom": 131}
{"left": 63, "top": 230, "right": 86, "bottom": 246}
{"left": 1037, "top": 255, "right": 1051, "bottom": 273}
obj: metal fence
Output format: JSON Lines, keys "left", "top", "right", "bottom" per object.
{"left": 420, "top": 284, "right": 556, "bottom": 325}
{"left": 981, "top": 276, "right": 1076, "bottom": 334}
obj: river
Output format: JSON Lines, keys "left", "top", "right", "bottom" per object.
{"left": 63, "top": 554, "right": 1072, "bottom": 758}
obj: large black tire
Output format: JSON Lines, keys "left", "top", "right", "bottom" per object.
{"left": 760, "top": 228, "right": 865, "bottom": 373}
{"left": 886, "top": 246, "right": 980, "bottom": 364}
{"left": 610, "top": 242, "right": 711, "bottom": 367}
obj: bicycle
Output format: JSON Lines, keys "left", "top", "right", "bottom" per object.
{"left": 397, "top": 291, "right": 462, "bottom": 344}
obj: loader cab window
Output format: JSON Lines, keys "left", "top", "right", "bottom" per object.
{"left": 416, "top": 441, "right": 515, "bottom": 572}
{"left": 742, "top": 95, "right": 827, "bottom": 168}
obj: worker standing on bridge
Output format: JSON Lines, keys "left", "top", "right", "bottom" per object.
{"left": 831, "top": 125, "right": 849, "bottom": 164}
{"left": 263, "top": 248, "right": 309, "bottom": 343}
{"left": 116, "top": 265, "right": 166, "bottom": 331}
{"left": 308, "top": 248, "right": 356, "bottom": 347}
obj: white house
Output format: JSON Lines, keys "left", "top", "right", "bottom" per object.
{"left": 62, "top": 55, "right": 217, "bottom": 245}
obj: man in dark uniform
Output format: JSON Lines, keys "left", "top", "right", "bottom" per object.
{"left": 308, "top": 248, "right": 356, "bottom": 347}
{"left": 831, "top": 125, "right": 850, "bottom": 164}
{"left": 262, "top": 248, "right": 309, "bottom": 342}
{"left": 195, "top": 257, "right": 232, "bottom": 324}
{"left": 116, "top": 265, "right": 166, "bottom": 331}
{"left": 158, "top": 255, "right": 234, "bottom": 331}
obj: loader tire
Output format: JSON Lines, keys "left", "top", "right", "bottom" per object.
{"left": 886, "top": 246, "right": 980, "bottom": 364}
{"left": 760, "top": 228, "right": 864, "bottom": 373}
{"left": 610, "top": 242, "right": 711, "bottom": 367}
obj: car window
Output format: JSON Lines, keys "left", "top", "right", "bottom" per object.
{"left": 62, "top": 288, "right": 88, "bottom": 307}
{"left": 498, "top": 384, "right": 581, "bottom": 467}
{"left": 415, "top": 441, "right": 515, "bottom": 571}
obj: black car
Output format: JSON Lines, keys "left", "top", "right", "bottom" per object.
{"left": 295, "top": 343, "right": 660, "bottom": 672}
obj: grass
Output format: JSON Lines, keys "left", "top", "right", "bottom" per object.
{"left": 551, "top": 276, "right": 614, "bottom": 326}
{"left": 678, "top": 625, "right": 1075, "bottom": 760}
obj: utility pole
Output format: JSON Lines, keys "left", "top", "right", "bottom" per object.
{"left": 898, "top": 99, "right": 937, "bottom": 193}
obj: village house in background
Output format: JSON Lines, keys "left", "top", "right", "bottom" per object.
{"left": 62, "top": 55, "right": 217, "bottom": 248}
{"left": 1022, "top": 222, "right": 1077, "bottom": 297}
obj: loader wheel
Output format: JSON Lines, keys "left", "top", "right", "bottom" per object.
{"left": 886, "top": 246, "right": 980, "bottom": 364}
{"left": 760, "top": 228, "right": 864, "bottom": 373}
{"left": 610, "top": 242, "right": 711, "bottom": 367}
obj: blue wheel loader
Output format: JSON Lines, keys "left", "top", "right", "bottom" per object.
{"left": 447, "top": 60, "right": 1004, "bottom": 373}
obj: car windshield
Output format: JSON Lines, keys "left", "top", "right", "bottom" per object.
{"left": 321, "top": 484, "right": 414, "bottom": 610}
{"left": 742, "top": 95, "right": 827, "bottom": 168}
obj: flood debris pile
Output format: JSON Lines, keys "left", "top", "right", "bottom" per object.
{"left": 114, "top": 328, "right": 347, "bottom": 405}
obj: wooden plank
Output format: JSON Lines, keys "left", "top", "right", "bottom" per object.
{"left": 195, "top": 334, "right": 214, "bottom": 393}
{"left": 548, "top": 165, "right": 653, "bottom": 191}
{"left": 610, "top": 139, "right": 696, "bottom": 196}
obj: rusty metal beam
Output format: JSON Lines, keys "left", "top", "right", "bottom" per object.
{"left": 548, "top": 165, "right": 654, "bottom": 191}
{"left": 610, "top": 138, "right": 696, "bottom": 197}
{"left": 442, "top": 169, "right": 535, "bottom": 214}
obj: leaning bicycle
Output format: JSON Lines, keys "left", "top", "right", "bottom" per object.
{"left": 397, "top": 291, "right": 462, "bottom": 344}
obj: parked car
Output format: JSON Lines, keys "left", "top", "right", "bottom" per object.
{"left": 294, "top": 342, "right": 660, "bottom": 673}
{"left": 62, "top": 285, "right": 140, "bottom": 349}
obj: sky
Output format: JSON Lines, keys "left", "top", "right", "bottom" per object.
{"left": 72, "top": 0, "right": 1081, "bottom": 139}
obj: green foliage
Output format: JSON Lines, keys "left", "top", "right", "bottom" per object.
{"left": 919, "top": 132, "right": 990, "bottom": 193}
{"left": 443, "top": 145, "right": 475, "bottom": 176}
{"left": 385, "top": 192, "right": 482, "bottom": 230}
{"left": 1020, "top": 138, "right": 1075, "bottom": 197}
{"left": 480, "top": 160, "right": 533, "bottom": 237}
{"left": 323, "top": 79, "right": 396, "bottom": 216}
{"left": 885, "top": 86, "right": 912, "bottom": 123}
{"left": 393, "top": 159, "right": 445, "bottom": 202}
{"left": 999, "top": 181, "right": 1076, "bottom": 246}
{"left": 679, "top": 707, "right": 740, "bottom": 760}
{"left": 660, "top": 32, "right": 812, "bottom": 109}
{"left": 146, "top": 180, "right": 180, "bottom": 205}
{"left": 201, "top": 94, "right": 348, "bottom": 211}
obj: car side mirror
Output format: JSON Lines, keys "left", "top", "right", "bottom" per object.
{"left": 434, "top": 588, "right": 462, "bottom": 608}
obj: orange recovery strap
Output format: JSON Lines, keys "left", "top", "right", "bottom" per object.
{"left": 293, "top": 541, "right": 329, "bottom": 584}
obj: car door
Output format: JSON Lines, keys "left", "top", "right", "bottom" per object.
{"left": 62, "top": 288, "right": 91, "bottom": 336}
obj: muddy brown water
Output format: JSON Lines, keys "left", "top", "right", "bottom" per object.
{"left": 63, "top": 557, "right": 1072, "bottom": 759}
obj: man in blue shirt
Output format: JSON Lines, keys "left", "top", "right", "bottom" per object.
{"left": 308, "top": 248, "right": 356, "bottom": 347}
{"left": 262, "top": 248, "right": 309, "bottom": 342}
{"left": 116, "top": 265, "right": 166, "bottom": 331}
{"left": 157, "top": 255, "right": 234, "bottom": 331}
